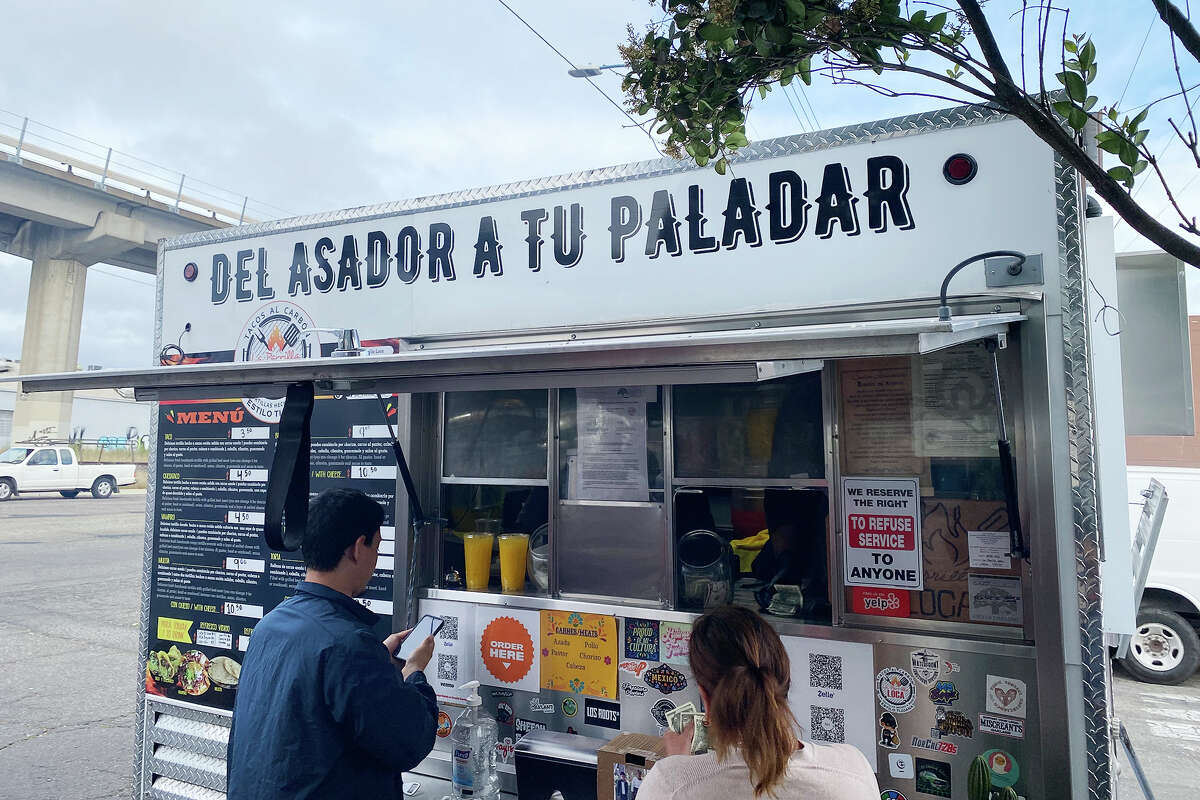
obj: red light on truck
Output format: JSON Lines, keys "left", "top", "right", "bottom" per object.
{"left": 943, "top": 154, "right": 977, "bottom": 185}
{"left": 183, "top": 262, "right": 199, "bottom": 282}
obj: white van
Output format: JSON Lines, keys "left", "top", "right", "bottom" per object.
{"left": 1121, "top": 467, "right": 1200, "bottom": 684}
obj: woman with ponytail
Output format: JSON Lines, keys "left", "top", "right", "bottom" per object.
{"left": 637, "top": 606, "right": 879, "bottom": 800}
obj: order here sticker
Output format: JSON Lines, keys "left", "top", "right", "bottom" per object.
{"left": 842, "top": 477, "right": 923, "bottom": 590}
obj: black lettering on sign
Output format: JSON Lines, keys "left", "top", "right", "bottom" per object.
{"left": 313, "top": 237, "right": 336, "bottom": 293}
{"left": 396, "top": 226, "right": 422, "bottom": 284}
{"left": 686, "top": 184, "right": 719, "bottom": 253}
{"left": 365, "top": 230, "right": 391, "bottom": 288}
{"left": 553, "top": 203, "right": 585, "bottom": 267}
{"left": 584, "top": 698, "right": 622, "bottom": 730}
{"left": 337, "top": 234, "right": 362, "bottom": 291}
{"left": 609, "top": 196, "right": 642, "bottom": 263}
{"left": 428, "top": 222, "right": 456, "bottom": 282}
{"left": 235, "top": 249, "right": 254, "bottom": 302}
{"left": 473, "top": 215, "right": 503, "bottom": 277}
{"left": 814, "top": 163, "right": 861, "bottom": 238}
{"left": 255, "top": 248, "right": 275, "bottom": 300}
{"left": 721, "top": 177, "right": 762, "bottom": 249}
{"left": 767, "top": 170, "right": 809, "bottom": 244}
{"left": 211, "top": 253, "right": 231, "bottom": 304}
{"left": 288, "top": 242, "right": 312, "bottom": 296}
{"left": 521, "top": 208, "right": 548, "bottom": 272}
{"left": 864, "top": 155, "right": 915, "bottom": 233}
{"left": 644, "top": 189, "right": 682, "bottom": 258}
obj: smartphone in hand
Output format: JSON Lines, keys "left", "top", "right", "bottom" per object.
{"left": 393, "top": 614, "right": 445, "bottom": 660}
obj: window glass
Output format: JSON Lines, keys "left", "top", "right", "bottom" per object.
{"left": 673, "top": 373, "right": 824, "bottom": 480}
{"left": 28, "top": 449, "right": 58, "bottom": 466}
{"left": 442, "top": 390, "right": 548, "bottom": 480}
{"left": 0, "top": 447, "right": 33, "bottom": 464}
{"left": 837, "top": 343, "right": 1025, "bottom": 629}
{"left": 59, "top": 449, "right": 75, "bottom": 465}
{"left": 439, "top": 483, "right": 549, "bottom": 595}
{"left": 558, "top": 387, "right": 663, "bottom": 501}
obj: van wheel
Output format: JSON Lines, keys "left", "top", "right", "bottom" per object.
{"left": 60, "top": 490, "right": 80, "bottom": 498}
{"left": 91, "top": 477, "right": 115, "bottom": 499}
{"left": 1120, "top": 606, "right": 1200, "bottom": 685}
{"left": 0, "top": 479, "right": 13, "bottom": 501}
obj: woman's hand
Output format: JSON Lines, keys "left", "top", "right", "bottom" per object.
{"left": 663, "top": 721, "right": 695, "bottom": 757}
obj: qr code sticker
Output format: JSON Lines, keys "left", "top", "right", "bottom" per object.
{"left": 810, "top": 706, "right": 845, "bottom": 744}
{"left": 437, "top": 653, "right": 458, "bottom": 682}
{"left": 440, "top": 615, "right": 459, "bottom": 642}
{"left": 809, "top": 653, "right": 843, "bottom": 691}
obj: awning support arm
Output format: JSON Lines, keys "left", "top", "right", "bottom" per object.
{"left": 986, "top": 337, "right": 1030, "bottom": 559}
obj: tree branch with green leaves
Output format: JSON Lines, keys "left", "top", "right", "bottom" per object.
{"left": 619, "top": 0, "right": 1200, "bottom": 266}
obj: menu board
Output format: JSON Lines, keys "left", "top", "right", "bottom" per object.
{"left": 144, "top": 395, "right": 398, "bottom": 711}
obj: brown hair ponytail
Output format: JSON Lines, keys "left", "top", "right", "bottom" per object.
{"left": 689, "top": 606, "right": 797, "bottom": 798}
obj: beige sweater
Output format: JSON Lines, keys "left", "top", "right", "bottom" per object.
{"left": 634, "top": 742, "right": 880, "bottom": 800}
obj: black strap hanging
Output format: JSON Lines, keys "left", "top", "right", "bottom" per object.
{"left": 985, "top": 338, "right": 1030, "bottom": 559}
{"left": 263, "top": 382, "right": 316, "bottom": 552}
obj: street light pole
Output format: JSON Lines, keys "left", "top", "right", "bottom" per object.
{"left": 567, "top": 64, "right": 624, "bottom": 78}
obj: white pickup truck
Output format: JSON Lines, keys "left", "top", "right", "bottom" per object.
{"left": 0, "top": 445, "right": 137, "bottom": 500}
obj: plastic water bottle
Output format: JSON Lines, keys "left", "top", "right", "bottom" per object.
{"left": 449, "top": 681, "right": 499, "bottom": 800}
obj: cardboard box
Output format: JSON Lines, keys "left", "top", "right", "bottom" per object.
{"left": 597, "top": 733, "right": 667, "bottom": 800}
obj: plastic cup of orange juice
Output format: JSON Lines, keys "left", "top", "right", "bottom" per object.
{"left": 498, "top": 534, "right": 529, "bottom": 593}
{"left": 463, "top": 533, "right": 494, "bottom": 591}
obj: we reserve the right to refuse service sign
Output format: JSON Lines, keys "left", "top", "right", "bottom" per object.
{"left": 842, "top": 476, "right": 923, "bottom": 590}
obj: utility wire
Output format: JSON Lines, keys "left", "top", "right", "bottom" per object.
{"left": 1117, "top": 17, "right": 1157, "bottom": 109}
{"left": 781, "top": 85, "right": 809, "bottom": 132}
{"left": 796, "top": 82, "right": 823, "bottom": 130}
{"left": 492, "top": 0, "right": 662, "bottom": 156}
{"left": 90, "top": 266, "right": 156, "bottom": 288}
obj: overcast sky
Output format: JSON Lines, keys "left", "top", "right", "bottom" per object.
{"left": 1, "top": 1, "right": 1197, "bottom": 368}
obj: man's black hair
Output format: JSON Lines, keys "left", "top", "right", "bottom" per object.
{"left": 302, "top": 488, "right": 385, "bottom": 571}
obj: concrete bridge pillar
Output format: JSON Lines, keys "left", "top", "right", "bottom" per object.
{"left": 10, "top": 212, "right": 145, "bottom": 442}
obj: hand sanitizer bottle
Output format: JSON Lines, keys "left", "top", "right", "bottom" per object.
{"left": 449, "top": 681, "right": 499, "bottom": 800}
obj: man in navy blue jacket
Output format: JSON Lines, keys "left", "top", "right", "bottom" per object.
{"left": 227, "top": 488, "right": 438, "bottom": 799}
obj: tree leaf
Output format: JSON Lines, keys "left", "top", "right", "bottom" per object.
{"left": 758, "top": 84, "right": 770, "bottom": 99}
{"left": 1080, "top": 40, "right": 1096, "bottom": 70}
{"left": 1068, "top": 107, "right": 1088, "bottom": 131}
{"left": 1131, "top": 108, "right": 1149, "bottom": 130}
{"left": 786, "top": 0, "right": 806, "bottom": 19}
{"left": 1108, "top": 165, "right": 1134, "bottom": 188}
{"left": 1096, "top": 137, "right": 1124, "bottom": 155}
{"left": 1119, "top": 140, "right": 1139, "bottom": 166}
{"left": 1134, "top": 129, "right": 1148, "bottom": 145}
{"left": 726, "top": 131, "right": 750, "bottom": 148}
{"left": 1132, "top": 159, "right": 1149, "bottom": 175}
{"left": 798, "top": 55, "right": 813, "bottom": 85}
{"left": 1057, "top": 71, "right": 1087, "bottom": 102}
{"left": 1052, "top": 100, "right": 1076, "bottom": 119}
{"left": 714, "top": 157, "right": 728, "bottom": 175}
{"left": 698, "top": 23, "right": 736, "bottom": 42}
{"left": 930, "top": 12, "right": 948, "bottom": 30}
{"left": 1084, "top": 95, "right": 1098, "bottom": 112}
{"left": 656, "top": 122, "right": 672, "bottom": 134}
{"left": 1065, "top": 39, "right": 1078, "bottom": 53}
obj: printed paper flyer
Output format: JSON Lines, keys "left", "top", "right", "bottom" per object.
{"left": 540, "top": 610, "right": 618, "bottom": 699}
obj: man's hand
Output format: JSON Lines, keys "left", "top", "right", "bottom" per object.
{"left": 401, "top": 636, "right": 435, "bottom": 680}
{"left": 383, "top": 629, "right": 410, "bottom": 662}
{"left": 663, "top": 720, "right": 694, "bottom": 757}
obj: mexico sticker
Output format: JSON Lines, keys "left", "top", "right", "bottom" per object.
{"left": 876, "top": 667, "right": 917, "bottom": 713}
{"left": 842, "top": 477, "right": 923, "bottom": 590}
{"left": 235, "top": 301, "right": 316, "bottom": 422}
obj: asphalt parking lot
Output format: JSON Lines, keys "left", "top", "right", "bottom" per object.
{"left": 0, "top": 491, "right": 1197, "bottom": 799}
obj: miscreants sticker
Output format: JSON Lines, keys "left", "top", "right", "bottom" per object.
{"left": 843, "top": 477, "right": 923, "bottom": 590}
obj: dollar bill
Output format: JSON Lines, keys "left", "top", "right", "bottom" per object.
{"left": 665, "top": 702, "right": 696, "bottom": 734}
{"left": 689, "top": 713, "right": 709, "bottom": 754}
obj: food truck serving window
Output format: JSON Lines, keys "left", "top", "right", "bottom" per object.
{"left": 837, "top": 341, "right": 1029, "bottom": 632}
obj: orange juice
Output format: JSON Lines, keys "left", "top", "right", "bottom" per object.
{"left": 463, "top": 533, "right": 494, "bottom": 590}
{"left": 498, "top": 534, "right": 529, "bottom": 593}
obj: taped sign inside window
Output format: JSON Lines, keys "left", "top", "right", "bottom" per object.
{"left": 842, "top": 476, "right": 923, "bottom": 590}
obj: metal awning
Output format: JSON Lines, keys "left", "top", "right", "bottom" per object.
{"left": 6, "top": 312, "right": 1024, "bottom": 400}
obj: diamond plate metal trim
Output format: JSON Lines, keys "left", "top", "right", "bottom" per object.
{"left": 1055, "top": 154, "right": 1110, "bottom": 798}
{"left": 151, "top": 746, "right": 227, "bottom": 793}
{"left": 150, "top": 777, "right": 226, "bottom": 800}
{"left": 162, "top": 102, "right": 1009, "bottom": 251}
{"left": 137, "top": 244, "right": 168, "bottom": 799}
{"left": 151, "top": 715, "right": 231, "bottom": 759}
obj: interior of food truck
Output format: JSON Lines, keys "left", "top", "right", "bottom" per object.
{"left": 426, "top": 336, "right": 1027, "bottom": 637}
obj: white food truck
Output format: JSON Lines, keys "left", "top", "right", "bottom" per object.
{"left": 9, "top": 102, "right": 1147, "bottom": 800}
